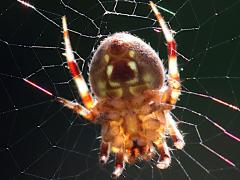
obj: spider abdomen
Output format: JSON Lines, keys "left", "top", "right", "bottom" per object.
{"left": 89, "top": 32, "right": 165, "bottom": 98}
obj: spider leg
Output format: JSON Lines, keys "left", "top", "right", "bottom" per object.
{"left": 154, "top": 140, "right": 171, "bottom": 169}
{"left": 150, "top": 2, "right": 181, "bottom": 106}
{"left": 24, "top": 79, "right": 93, "bottom": 120}
{"left": 57, "top": 97, "right": 93, "bottom": 120}
{"left": 165, "top": 111, "right": 185, "bottom": 149}
{"left": 99, "top": 141, "right": 110, "bottom": 164}
{"left": 62, "top": 16, "right": 95, "bottom": 109}
{"left": 112, "top": 152, "right": 125, "bottom": 178}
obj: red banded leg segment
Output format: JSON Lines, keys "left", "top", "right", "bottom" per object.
{"left": 99, "top": 141, "right": 110, "bottom": 164}
{"left": 150, "top": 2, "right": 181, "bottom": 106}
{"left": 154, "top": 140, "right": 171, "bottom": 169}
{"left": 62, "top": 16, "right": 95, "bottom": 109}
{"left": 165, "top": 111, "right": 185, "bottom": 149}
{"left": 112, "top": 152, "right": 125, "bottom": 179}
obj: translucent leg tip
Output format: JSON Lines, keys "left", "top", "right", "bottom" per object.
{"left": 99, "top": 155, "right": 108, "bottom": 164}
{"left": 174, "top": 139, "right": 185, "bottom": 149}
{"left": 111, "top": 166, "right": 123, "bottom": 179}
{"left": 156, "top": 157, "right": 171, "bottom": 169}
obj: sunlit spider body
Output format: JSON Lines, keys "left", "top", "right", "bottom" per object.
{"left": 90, "top": 32, "right": 173, "bottom": 162}
{"left": 88, "top": 30, "right": 185, "bottom": 177}
{"left": 24, "top": 1, "right": 185, "bottom": 178}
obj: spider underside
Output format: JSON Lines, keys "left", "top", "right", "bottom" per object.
{"left": 25, "top": 1, "right": 185, "bottom": 178}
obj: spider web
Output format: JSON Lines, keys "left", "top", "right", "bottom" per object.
{"left": 0, "top": 0, "right": 240, "bottom": 179}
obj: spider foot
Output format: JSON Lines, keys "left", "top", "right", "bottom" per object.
{"left": 99, "top": 155, "right": 109, "bottom": 164}
{"left": 111, "top": 152, "right": 125, "bottom": 179}
{"left": 99, "top": 142, "right": 110, "bottom": 165}
{"left": 154, "top": 140, "right": 171, "bottom": 169}
{"left": 111, "top": 165, "right": 124, "bottom": 179}
{"left": 156, "top": 156, "right": 171, "bottom": 169}
{"left": 174, "top": 139, "right": 185, "bottom": 150}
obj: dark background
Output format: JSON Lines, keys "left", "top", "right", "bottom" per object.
{"left": 0, "top": 0, "right": 240, "bottom": 180}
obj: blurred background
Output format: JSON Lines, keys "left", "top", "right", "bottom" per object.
{"left": 0, "top": 0, "right": 240, "bottom": 180}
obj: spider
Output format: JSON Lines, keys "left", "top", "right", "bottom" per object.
{"left": 24, "top": 1, "right": 185, "bottom": 178}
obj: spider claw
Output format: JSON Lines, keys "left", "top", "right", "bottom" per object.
{"left": 154, "top": 141, "right": 171, "bottom": 170}
{"left": 156, "top": 157, "right": 171, "bottom": 169}
{"left": 111, "top": 165, "right": 124, "bottom": 179}
{"left": 111, "top": 152, "right": 125, "bottom": 178}
{"left": 174, "top": 139, "right": 185, "bottom": 149}
{"left": 99, "top": 142, "right": 110, "bottom": 165}
{"left": 99, "top": 155, "right": 108, "bottom": 164}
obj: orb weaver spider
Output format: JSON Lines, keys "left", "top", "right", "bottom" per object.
{"left": 23, "top": 1, "right": 185, "bottom": 178}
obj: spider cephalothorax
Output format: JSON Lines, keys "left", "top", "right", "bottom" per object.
{"left": 24, "top": 1, "right": 185, "bottom": 178}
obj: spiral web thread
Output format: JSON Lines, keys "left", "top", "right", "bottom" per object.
{"left": 0, "top": 0, "right": 240, "bottom": 179}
